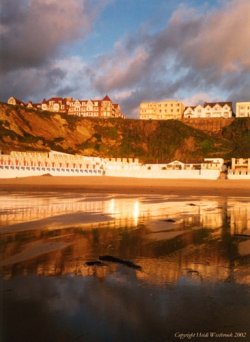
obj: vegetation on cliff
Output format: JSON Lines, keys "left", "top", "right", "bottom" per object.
{"left": 0, "top": 102, "right": 249, "bottom": 162}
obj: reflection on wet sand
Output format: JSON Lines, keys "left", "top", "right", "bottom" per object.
{"left": 0, "top": 194, "right": 249, "bottom": 285}
{"left": 1, "top": 193, "right": 249, "bottom": 231}
{"left": 1, "top": 193, "right": 250, "bottom": 341}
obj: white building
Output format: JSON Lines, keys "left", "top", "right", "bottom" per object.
{"left": 236, "top": 102, "right": 250, "bottom": 118}
{"left": 0, "top": 150, "right": 104, "bottom": 178}
{"left": 183, "top": 105, "right": 204, "bottom": 119}
{"left": 41, "top": 97, "right": 69, "bottom": 113}
{"left": 184, "top": 102, "right": 233, "bottom": 119}
{"left": 228, "top": 158, "right": 250, "bottom": 179}
{"left": 7, "top": 96, "right": 25, "bottom": 107}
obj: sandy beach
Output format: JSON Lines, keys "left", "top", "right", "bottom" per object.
{"left": 0, "top": 176, "right": 250, "bottom": 196}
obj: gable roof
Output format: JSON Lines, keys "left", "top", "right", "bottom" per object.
{"left": 48, "top": 97, "right": 66, "bottom": 102}
{"left": 184, "top": 106, "right": 196, "bottom": 110}
{"left": 9, "top": 97, "right": 25, "bottom": 105}
{"left": 102, "top": 95, "right": 111, "bottom": 101}
{"left": 204, "top": 102, "right": 232, "bottom": 108}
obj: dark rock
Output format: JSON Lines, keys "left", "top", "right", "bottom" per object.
{"left": 99, "top": 255, "right": 142, "bottom": 270}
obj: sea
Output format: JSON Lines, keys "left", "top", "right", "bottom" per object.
{"left": 0, "top": 192, "right": 250, "bottom": 342}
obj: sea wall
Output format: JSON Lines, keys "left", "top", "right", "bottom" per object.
{"left": 0, "top": 165, "right": 103, "bottom": 178}
{"left": 227, "top": 171, "right": 250, "bottom": 180}
{"left": 105, "top": 168, "right": 221, "bottom": 180}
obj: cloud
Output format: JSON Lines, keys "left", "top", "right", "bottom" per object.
{"left": 181, "top": 93, "right": 214, "bottom": 107}
{"left": 0, "top": 56, "right": 95, "bottom": 102}
{"left": 0, "top": 0, "right": 109, "bottom": 100}
{"left": 1, "top": 0, "right": 249, "bottom": 118}
{"left": 93, "top": 45, "right": 149, "bottom": 92}
{"left": 90, "top": 0, "right": 250, "bottom": 116}
{"left": 0, "top": 0, "right": 100, "bottom": 71}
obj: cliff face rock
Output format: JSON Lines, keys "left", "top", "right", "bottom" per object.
{"left": 0, "top": 102, "right": 249, "bottom": 162}
{"left": 182, "top": 118, "right": 234, "bottom": 134}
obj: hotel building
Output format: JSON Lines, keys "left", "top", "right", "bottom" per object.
{"left": 68, "top": 96, "right": 123, "bottom": 118}
{"left": 236, "top": 102, "right": 250, "bottom": 118}
{"left": 7, "top": 95, "right": 124, "bottom": 118}
{"left": 228, "top": 158, "right": 250, "bottom": 180}
{"left": 140, "top": 100, "right": 184, "bottom": 120}
{"left": 184, "top": 102, "right": 233, "bottom": 119}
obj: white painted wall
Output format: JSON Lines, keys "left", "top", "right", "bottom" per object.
{"left": 105, "top": 168, "right": 220, "bottom": 179}
{"left": 227, "top": 171, "right": 250, "bottom": 180}
{"left": 0, "top": 165, "right": 103, "bottom": 178}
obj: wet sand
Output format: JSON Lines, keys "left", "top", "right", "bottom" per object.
{"left": 0, "top": 175, "right": 250, "bottom": 196}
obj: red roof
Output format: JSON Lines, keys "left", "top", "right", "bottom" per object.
{"left": 102, "top": 95, "right": 111, "bottom": 101}
{"left": 48, "top": 97, "right": 66, "bottom": 103}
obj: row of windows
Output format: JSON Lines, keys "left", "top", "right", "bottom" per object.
{"left": 159, "top": 109, "right": 180, "bottom": 113}
{"left": 140, "top": 115, "right": 180, "bottom": 119}
{"left": 141, "top": 103, "right": 181, "bottom": 108}
{"left": 70, "top": 107, "right": 99, "bottom": 111}
{"left": 0, "top": 165, "right": 103, "bottom": 173}
{"left": 185, "top": 111, "right": 230, "bottom": 115}
{"left": 239, "top": 106, "right": 250, "bottom": 110}
{"left": 184, "top": 113, "right": 230, "bottom": 118}
{"left": 141, "top": 109, "right": 181, "bottom": 113}
{"left": 186, "top": 106, "right": 230, "bottom": 111}
{"left": 70, "top": 101, "right": 100, "bottom": 106}
{"left": 158, "top": 103, "right": 180, "bottom": 107}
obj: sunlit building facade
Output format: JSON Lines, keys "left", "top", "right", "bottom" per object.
{"left": 7, "top": 96, "right": 26, "bottom": 107}
{"left": 68, "top": 95, "right": 123, "bottom": 118}
{"left": 228, "top": 158, "right": 250, "bottom": 180}
{"left": 236, "top": 102, "right": 250, "bottom": 118}
{"left": 184, "top": 102, "right": 233, "bottom": 118}
{"left": 140, "top": 100, "right": 184, "bottom": 120}
{"left": 231, "top": 158, "right": 250, "bottom": 171}
{"left": 7, "top": 95, "right": 124, "bottom": 118}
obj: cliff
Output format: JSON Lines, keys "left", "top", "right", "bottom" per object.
{"left": 182, "top": 118, "right": 234, "bottom": 134}
{"left": 0, "top": 102, "right": 249, "bottom": 163}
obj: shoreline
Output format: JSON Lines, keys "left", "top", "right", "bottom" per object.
{"left": 0, "top": 176, "right": 250, "bottom": 197}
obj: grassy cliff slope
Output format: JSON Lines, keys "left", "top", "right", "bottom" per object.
{"left": 0, "top": 102, "right": 249, "bottom": 162}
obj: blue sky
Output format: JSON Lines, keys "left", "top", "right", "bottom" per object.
{"left": 1, "top": 0, "right": 249, "bottom": 117}
{"left": 80, "top": 0, "right": 177, "bottom": 56}
{"left": 73, "top": 1, "right": 219, "bottom": 62}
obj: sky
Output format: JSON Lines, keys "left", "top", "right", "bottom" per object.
{"left": 0, "top": 0, "right": 250, "bottom": 117}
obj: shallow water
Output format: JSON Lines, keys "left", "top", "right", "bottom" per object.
{"left": 0, "top": 193, "right": 250, "bottom": 341}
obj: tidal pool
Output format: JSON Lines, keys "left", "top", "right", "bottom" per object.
{"left": 0, "top": 193, "right": 250, "bottom": 341}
